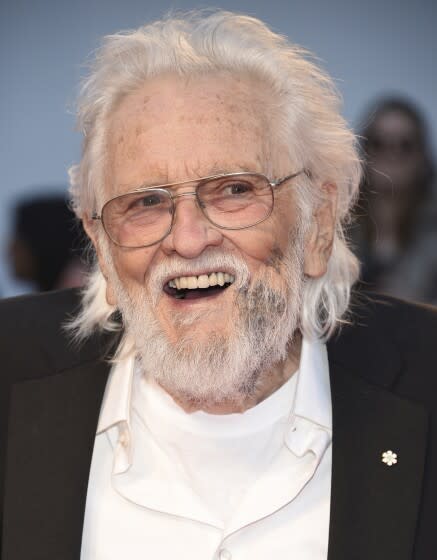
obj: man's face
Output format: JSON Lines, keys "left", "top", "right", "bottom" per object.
{"left": 86, "top": 73, "right": 333, "bottom": 404}
{"left": 99, "top": 74, "right": 300, "bottom": 337}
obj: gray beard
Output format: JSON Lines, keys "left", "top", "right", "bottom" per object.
{"left": 110, "top": 236, "right": 305, "bottom": 406}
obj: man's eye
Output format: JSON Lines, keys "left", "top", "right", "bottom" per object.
{"left": 226, "top": 182, "right": 253, "bottom": 195}
{"left": 139, "top": 193, "right": 163, "bottom": 207}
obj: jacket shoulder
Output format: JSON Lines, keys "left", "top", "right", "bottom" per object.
{"left": 0, "top": 289, "right": 113, "bottom": 383}
{"left": 328, "top": 292, "right": 437, "bottom": 404}
{"left": 0, "top": 288, "right": 80, "bottom": 329}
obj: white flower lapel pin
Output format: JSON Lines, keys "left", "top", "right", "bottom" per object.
{"left": 382, "top": 450, "right": 398, "bottom": 466}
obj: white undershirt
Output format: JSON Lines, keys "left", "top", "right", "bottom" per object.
{"left": 81, "top": 338, "right": 332, "bottom": 560}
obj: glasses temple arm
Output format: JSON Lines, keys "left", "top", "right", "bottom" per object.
{"left": 272, "top": 168, "right": 312, "bottom": 187}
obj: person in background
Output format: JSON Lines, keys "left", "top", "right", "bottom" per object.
{"left": 353, "top": 98, "right": 437, "bottom": 303}
{"left": 9, "top": 194, "right": 87, "bottom": 291}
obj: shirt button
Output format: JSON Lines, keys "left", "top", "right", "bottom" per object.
{"left": 219, "top": 549, "right": 232, "bottom": 560}
{"left": 118, "top": 432, "right": 129, "bottom": 447}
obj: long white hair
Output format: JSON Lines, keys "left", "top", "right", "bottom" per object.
{"left": 68, "top": 10, "right": 361, "bottom": 341}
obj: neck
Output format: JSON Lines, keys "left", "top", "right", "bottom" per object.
{"left": 164, "top": 333, "right": 302, "bottom": 414}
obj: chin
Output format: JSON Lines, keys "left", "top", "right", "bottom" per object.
{"left": 161, "top": 310, "right": 233, "bottom": 345}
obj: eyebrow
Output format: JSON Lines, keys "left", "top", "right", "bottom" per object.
{"left": 205, "top": 164, "right": 254, "bottom": 175}
{"left": 201, "top": 161, "right": 259, "bottom": 177}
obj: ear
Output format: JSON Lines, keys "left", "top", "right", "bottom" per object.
{"left": 82, "top": 214, "right": 117, "bottom": 306}
{"left": 304, "top": 182, "right": 337, "bottom": 278}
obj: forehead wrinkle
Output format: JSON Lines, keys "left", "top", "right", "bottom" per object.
{"left": 108, "top": 120, "right": 269, "bottom": 176}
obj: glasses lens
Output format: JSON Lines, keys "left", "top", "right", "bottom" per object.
{"left": 102, "top": 189, "right": 172, "bottom": 247}
{"left": 198, "top": 174, "right": 273, "bottom": 229}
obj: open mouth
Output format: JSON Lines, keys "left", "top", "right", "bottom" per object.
{"left": 163, "top": 272, "right": 235, "bottom": 300}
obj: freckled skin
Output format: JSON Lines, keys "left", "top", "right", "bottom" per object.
{"left": 104, "top": 74, "right": 275, "bottom": 194}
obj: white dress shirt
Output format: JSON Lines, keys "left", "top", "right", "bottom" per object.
{"left": 81, "top": 338, "right": 332, "bottom": 560}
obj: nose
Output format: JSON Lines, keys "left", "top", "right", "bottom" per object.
{"left": 160, "top": 192, "right": 223, "bottom": 258}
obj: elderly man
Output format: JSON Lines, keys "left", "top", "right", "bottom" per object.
{"left": 1, "top": 11, "right": 436, "bottom": 560}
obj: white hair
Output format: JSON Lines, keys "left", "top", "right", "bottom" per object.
{"left": 68, "top": 10, "right": 361, "bottom": 341}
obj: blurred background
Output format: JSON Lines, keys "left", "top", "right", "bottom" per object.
{"left": 1, "top": 0, "right": 436, "bottom": 301}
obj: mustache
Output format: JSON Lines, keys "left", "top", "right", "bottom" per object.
{"left": 147, "top": 248, "right": 251, "bottom": 303}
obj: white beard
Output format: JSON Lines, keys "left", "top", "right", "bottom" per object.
{"left": 109, "top": 232, "right": 305, "bottom": 406}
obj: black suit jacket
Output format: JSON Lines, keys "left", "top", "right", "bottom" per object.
{"left": 1, "top": 288, "right": 436, "bottom": 559}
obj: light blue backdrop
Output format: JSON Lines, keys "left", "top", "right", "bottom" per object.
{"left": 1, "top": 0, "right": 436, "bottom": 296}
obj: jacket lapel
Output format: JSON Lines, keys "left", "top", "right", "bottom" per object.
{"left": 2, "top": 358, "right": 110, "bottom": 560}
{"left": 327, "top": 362, "right": 429, "bottom": 560}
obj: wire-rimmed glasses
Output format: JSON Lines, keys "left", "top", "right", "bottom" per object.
{"left": 92, "top": 170, "right": 308, "bottom": 248}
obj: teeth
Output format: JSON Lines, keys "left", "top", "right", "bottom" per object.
{"left": 167, "top": 272, "right": 235, "bottom": 290}
{"left": 197, "top": 274, "right": 209, "bottom": 288}
{"left": 187, "top": 276, "right": 198, "bottom": 289}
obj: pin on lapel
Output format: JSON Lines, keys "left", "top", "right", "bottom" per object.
{"left": 382, "top": 450, "right": 398, "bottom": 466}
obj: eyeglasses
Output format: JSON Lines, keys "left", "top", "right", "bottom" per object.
{"left": 92, "top": 170, "right": 309, "bottom": 248}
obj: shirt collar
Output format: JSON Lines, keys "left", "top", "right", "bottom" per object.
{"left": 97, "top": 353, "right": 135, "bottom": 434}
{"left": 293, "top": 337, "right": 332, "bottom": 432}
